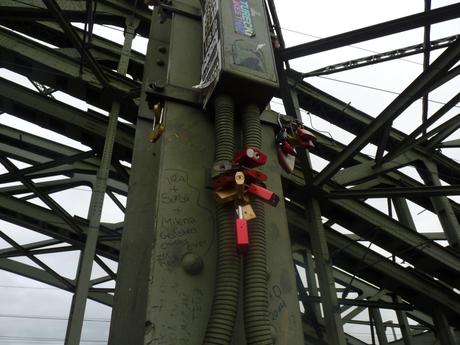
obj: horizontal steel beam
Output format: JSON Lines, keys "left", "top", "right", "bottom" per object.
{"left": 301, "top": 295, "right": 413, "bottom": 310}
{"left": 345, "top": 232, "right": 446, "bottom": 241}
{"left": 346, "top": 319, "right": 429, "bottom": 330}
{"left": 281, "top": 3, "right": 460, "bottom": 60}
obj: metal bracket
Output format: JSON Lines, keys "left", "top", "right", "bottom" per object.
{"left": 140, "top": 83, "right": 201, "bottom": 120}
{"left": 156, "top": 0, "right": 202, "bottom": 20}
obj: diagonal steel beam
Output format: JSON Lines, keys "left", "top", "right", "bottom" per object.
{"left": 0, "top": 245, "right": 75, "bottom": 259}
{"left": 0, "top": 239, "right": 61, "bottom": 257}
{"left": 0, "top": 155, "right": 83, "bottom": 234}
{"left": 0, "top": 150, "right": 95, "bottom": 184}
{"left": 0, "top": 257, "right": 112, "bottom": 306}
{"left": 42, "top": 0, "right": 108, "bottom": 86}
{"left": 0, "top": 192, "right": 120, "bottom": 259}
{"left": 313, "top": 38, "right": 460, "bottom": 187}
{"left": 280, "top": 3, "right": 460, "bottom": 60}
{"left": 380, "top": 92, "right": 460, "bottom": 164}
{"left": 327, "top": 185, "right": 460, "bottom": 199}
{"left": 0, "top": 230, "right": 74, "bottom": 289}
{"left": 94, "top": 256, "right": 116, "bottom": 281}
{"left": 424, "top": 117, "right": 460, "bottom": 150}
{"left": 302, "top": 35, "right": 458, "bottom": 77}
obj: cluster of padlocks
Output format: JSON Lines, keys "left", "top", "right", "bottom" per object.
{"left": 276, "top": 116, "right": 317, "bottom": 173}
{"left": 212, "top": 147, "right": 279, "bottom": 253}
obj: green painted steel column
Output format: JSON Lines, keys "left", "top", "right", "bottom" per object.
{"left": 110, "top": 1, "right": 304, "bottom": 343}
{"left": 290, "top": 87, "right": 346, "bottom": 345}
{"left": 108, "top": 7, "right": 172, "bottom": 344}
{"left": 64, "top": 17, "right": 139, "bottom": 345}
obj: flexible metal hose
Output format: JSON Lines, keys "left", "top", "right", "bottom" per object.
{"left": 242, "top": 103, "right": 272, "bottom": 345}
{"left": 204, "top": 94, "right": 240, "bottom": 345}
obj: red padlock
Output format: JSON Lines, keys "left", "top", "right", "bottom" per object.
{"left": 277, "top": 147, "right": 296, "bottom": 174}
{"left": 242, "top": 169, "right": 268, "bottom": 184}
{"left": 233, "top": 147, "right": 267, "bottom": 168}
{"left": 247, "top": 183, "right": 280, "bottom": 207}
{"left": 296, "top": 128, "right": 316, "bottom": 150}
{"left": 236, "top": 205, "right": 249, "bottom": 254}
{"left": 211, "top": 173, "right": 236, "bottom": 190}
{"left": 280, "top": 140, "right": 297, "bottom": 156}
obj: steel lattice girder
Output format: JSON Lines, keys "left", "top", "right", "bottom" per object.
{"left": 261, "top": 110, "right": 460, "bottom": 234}
{"left": 0, "top": 0, "right": 459, "bottom": 343}
{"left": 0, "top": 26, "right": 140, "bottom": 123}
{"left": 260, "top": 114, "right": 460, "bottom": 291}
{"left": 282, "top": 170, "right": 460, "bottom": 289}
{"left": 0, "top": 124, "right": 129, "bottom": 185}
{"left": 0, "top": 192, "right": 120, "bottom": 258}
{"left": 289, "top": 75, "right": 460, "bottom": 187}
{"left": 1, "top": 21, "right": 145, "bottom": 81}
{"left": 0, "top": 77, "right": 134, "bottom": 162}
{"left": 0, "top": 0, "right": 151, "bottom": 36}
{"left": 287, "top": 205, "right": 460, "bottom": 325}
{"left": 310, "top": 38, "right": 460, "bottom": 186}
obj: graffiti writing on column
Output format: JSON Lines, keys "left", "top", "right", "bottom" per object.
{"left": 156, "top": 170, "right": 210, "bottom": 269}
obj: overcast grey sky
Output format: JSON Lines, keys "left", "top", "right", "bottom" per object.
{"left": 0, "top": 0, "right": 459, "bottom": 344}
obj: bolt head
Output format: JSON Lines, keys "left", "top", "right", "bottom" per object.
{"left": 182, "top": 253, "right": 203, "bottom": 275}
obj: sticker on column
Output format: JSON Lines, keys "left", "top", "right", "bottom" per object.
{"left": 232, "top": 40, "right": 266, "bottom": 72}
{"left": 232, "top": 0, "right": 255, "bottom": 37}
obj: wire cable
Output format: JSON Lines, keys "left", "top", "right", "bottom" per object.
{"left": 0, "top": 312, "right": 109, "bottom": 322}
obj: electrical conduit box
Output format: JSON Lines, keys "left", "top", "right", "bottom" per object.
{"left": 197, "top": 0, "right": 279, "bottom": 109}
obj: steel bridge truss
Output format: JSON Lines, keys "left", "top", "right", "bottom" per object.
{"left": 0, "top": 0, "right": 459, "bottom": 344}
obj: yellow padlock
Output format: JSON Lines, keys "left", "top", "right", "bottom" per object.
{"left": 215, "top": 189, "right": 238, "bottom": 203}
{"left": 149, "top": 102, "right": 165, "bottom": 143}
{"left": 241, "top": 203, "right": 256, "bottom": 220}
